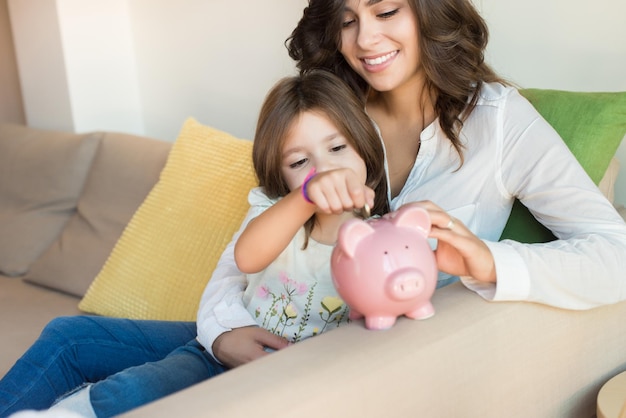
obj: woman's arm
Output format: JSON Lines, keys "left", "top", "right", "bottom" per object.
{"left": 468, "top": 90, "right": 626, "bottom": 309}
{"left": 399, "top": 87, "right": 626, "bottom": 309}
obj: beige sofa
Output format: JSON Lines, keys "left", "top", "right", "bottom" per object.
{"left": 1, "top": 119, "right": 626, "bottom": 418}
{"left": 0, "top": 123, "right": 172, "bottom": 376}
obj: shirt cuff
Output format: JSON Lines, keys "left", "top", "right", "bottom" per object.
{"left": 198, "top": 301, "right": 258, "bottom": 361}
{"left": 460, "top": 241, "right": 531, "bottom": 302}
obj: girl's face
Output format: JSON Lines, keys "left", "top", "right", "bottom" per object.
{"left": 340, "top": 0, "right": 421, "bottom": 93}
{"left": 281, "top": 110, "right": 367, "bottom": 192}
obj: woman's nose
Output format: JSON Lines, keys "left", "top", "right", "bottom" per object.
{"left": 356, "top": 18, "right": 380, "bottom": 49}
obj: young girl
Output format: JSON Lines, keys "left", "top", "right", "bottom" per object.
{"left": 232, "top": 68, "right": 389, "bottom": 345}
{"left": 6, "top": 69, "right": 388, "bottom": 417}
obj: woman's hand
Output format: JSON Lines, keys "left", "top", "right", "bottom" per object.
{"left": 212, "top": 326, "right": 290, "bottom": 368}
{"left": 303, "top": 168, "right": 374, "bottom": 215}
{"left": 401, "top": 201, "right": 497, "bottom": 283}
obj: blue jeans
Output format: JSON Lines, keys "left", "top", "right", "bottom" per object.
{"left": 0, "top": 316, "right": 227, "bottom": 417}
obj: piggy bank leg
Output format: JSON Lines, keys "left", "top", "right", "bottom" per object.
{"left": 365, "top": 316, "right": 397, "bottom": 330}
{"left": 405, "top": 302, "right": 435, "bottom": 320}
{"left": 348, "top": 308, "right": 364, "bottom": 321}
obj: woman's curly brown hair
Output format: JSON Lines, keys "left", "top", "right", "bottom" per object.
{"left": 286, "top": 0, "right": 508, "bottom": 163}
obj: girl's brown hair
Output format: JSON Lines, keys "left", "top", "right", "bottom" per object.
{"left": 286, "top": 0, "right": 508, "bottom": 162}
{"left": 253, "top": 70, "right": 389, "bottom": 243}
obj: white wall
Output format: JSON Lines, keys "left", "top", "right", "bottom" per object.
{"left": 477, "top": 0, "right": 626, "bottom": 205}
{"left": 478, "top": 0, "right": 626, "bottom": 92}
{"left": 9, "top": 0, "right": 145, "bottom": 134}
{"left": 9, "top": 0, "right": 73, "bottom": 132}
{"left": 8, "top": 0, "right": 306, "bottom": 139}
{"left": 126, "top": 0, "right": 307, "bottom": 141}
{"left": 57, "top": 0, "right": 143, "bottom": 134}
{"left": 9, "top": 0, "right": 626, "bottom": 203}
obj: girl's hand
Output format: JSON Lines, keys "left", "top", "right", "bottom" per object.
{"left": 303, "top": 168, "right": 375, "bottom": 214}
{"left": 212, "top": 326, "right": 290, "bottom": 368}
{"left": 401, "top": 201, "right": 497, "bottom": 283}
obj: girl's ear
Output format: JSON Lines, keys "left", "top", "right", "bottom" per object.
{"left": 336, "top": 219, "right": 375, "bottom": 258}
{"left": 391, "top": 206, "right": 432, "bottom": 237}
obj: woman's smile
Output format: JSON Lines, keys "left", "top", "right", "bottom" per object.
{"left": 361, "top": 50, "right": 399, "bottom": 72}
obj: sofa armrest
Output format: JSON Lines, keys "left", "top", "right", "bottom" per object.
{"left": 124, "top": 282, "right": 626, "bottom": 418}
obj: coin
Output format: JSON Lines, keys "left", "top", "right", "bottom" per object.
{"left": 361, "top": 203, "right": 371, "bottom": 219}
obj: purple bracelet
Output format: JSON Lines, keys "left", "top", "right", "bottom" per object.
{"left": 301, "top": 168, "right": 317, "bottom": 204}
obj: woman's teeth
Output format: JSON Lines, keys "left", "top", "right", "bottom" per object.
{"left": 364, "top": 51, "right": 397, "bottom": 65}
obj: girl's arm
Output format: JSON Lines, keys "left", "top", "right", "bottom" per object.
{"left": 234, "top": 168, "right": 374, "bottom": 274}
{"left": 234, "top": 187, "right": 315, "bottom": 274}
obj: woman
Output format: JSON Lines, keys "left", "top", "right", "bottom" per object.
{"left": 206, "top": 0, "right": 626, "bottom": 366}
{"left": 2, "top": 0, "right": 625, "bottom": 416}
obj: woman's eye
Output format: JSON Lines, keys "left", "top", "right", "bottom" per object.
{"left": 378, "top": 9, "right": 399, "bottom": 19}
{"left": 330, "top": 144, "right": 347, "bottom": 153}
{"left": 289, "top": 158, "right": 307, "bottom": 169}
{"left": 342, "top": 14, "right": 356, "bottom": 28}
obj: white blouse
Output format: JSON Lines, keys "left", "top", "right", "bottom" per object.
{"left": 196, "top": 82, "right": 626, "bottom": 359}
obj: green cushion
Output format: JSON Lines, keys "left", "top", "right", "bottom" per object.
{"left": 500, "top": 89, "right": 626, "bottom": 243}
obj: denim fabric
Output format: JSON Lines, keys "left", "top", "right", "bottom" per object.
{"left": 0, "top": 316, "right": 201, "bottom": 417}
{"left": 89, "top": 339, "right": 226, "bottom": 417}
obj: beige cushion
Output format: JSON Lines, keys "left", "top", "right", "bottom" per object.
{"left": 599, "top": 157, "right": 620, "bottom": 204}
{"left": 0, "top": 275, "right": 82, "bottom": 378}
{"left": 78, "top": 118, "right": 256, "bottom": 320}
{"left": 127, "top": 281, "right": 626, "bottom": 418}
{"left": 0, "top": 124, "right": 101, "bottom": 276}
{"left": 24, "top": 132, "right": 172, "bottom": 296}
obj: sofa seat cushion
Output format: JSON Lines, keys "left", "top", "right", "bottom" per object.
{"left": 24, "top": 132, "right": 172, "bottom": 296}
{"left": 78, "top": 118, "right": 256, "bottom": 321}
{"left": 125, "top": 281, "right": 626, "bottom": 418}
{"left": 0, "top": 275, "right": 82, "bottom": 378}
{"left": 599, "top": 157, "right": 620, "bottom": 204}
{"left": 0, "top": 124, "right": 101, "bottom": 276}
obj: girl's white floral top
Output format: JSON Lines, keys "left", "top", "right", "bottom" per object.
{"left": 243, "top": 227, "right": 349, "bottom": 343}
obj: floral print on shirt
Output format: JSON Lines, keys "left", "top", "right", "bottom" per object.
{"left": 251, "top": 271, "right": 349, "bottom": 343}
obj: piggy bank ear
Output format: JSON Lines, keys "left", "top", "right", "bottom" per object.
{"left": 337, "top": 219, "right": 375, "bottom": 258}
{"left": 392, "top": 206, "right": 431, "bottom": 237}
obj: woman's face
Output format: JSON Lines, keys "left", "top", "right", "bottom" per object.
{"left": 339, "top": 0, "right": 421, "bottom": 93}
{"left": 280, "top": 111, "right": 367, "bottom": 192}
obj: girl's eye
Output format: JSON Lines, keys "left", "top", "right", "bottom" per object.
{"left": 330, "top": 144, "right": 347, "bottom": 153}
{"left": 342, "top": 19, "right": 355, "bottom": 28}
{"left": 378, "top": 9, "right": 399, "bottom": 19}
{"left": 289, "top": 158, "right": 307, "bottom": 169}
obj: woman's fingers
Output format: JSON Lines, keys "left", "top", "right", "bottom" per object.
{"left": 399, "top": 201, "right": 496, "bottom": 282}
{"left": 408, "top": 201, "right": 464, "bottom": 233}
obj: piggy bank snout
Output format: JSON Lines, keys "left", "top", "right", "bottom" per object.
{"left": 386, "top": 268, "right": 425, "bottom": 300}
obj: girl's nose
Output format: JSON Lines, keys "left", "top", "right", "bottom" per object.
{"left": 313, "top": 159, "right": 338, "bottom": 174}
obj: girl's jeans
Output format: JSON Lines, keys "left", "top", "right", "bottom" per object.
{"left": 0, "top": 316, "right": 227, "bottom": 417}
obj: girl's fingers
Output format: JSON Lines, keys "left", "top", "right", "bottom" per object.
{"left": 308, "top": 169, "right": 370, "bottom": 214}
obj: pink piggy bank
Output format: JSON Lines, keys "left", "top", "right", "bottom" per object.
{"left": 331, "top": 205, "right": 437, "bottom": 330}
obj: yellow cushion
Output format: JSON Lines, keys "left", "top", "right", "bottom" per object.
{"left": 79, "top": 118, "right": 256, "bottom": 320}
